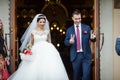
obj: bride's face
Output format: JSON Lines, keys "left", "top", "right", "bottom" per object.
{"left": 37, "top": 19, "right": 46, "bottom": 29}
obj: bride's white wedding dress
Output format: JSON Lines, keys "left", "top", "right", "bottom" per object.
{"left": 8, "top": 30, "right": 69, "bottom": 80}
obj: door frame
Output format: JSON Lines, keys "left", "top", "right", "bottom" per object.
{"left": 9, "top": 0, "right": 100, "bottom": 79}
{"left": 9, "top": 0, "right": 17, "bottom": 72}
{"left": 93, "top": 0, "right": 100, "bottom": 80}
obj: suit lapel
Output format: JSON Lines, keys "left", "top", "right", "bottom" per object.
{"left": 71, "top": 25, "right": 75, "bottom": 34}
{"left": 81, "top": 24, "right": 85, "bottom": 47}
{"left": 81, "top": 24, "right": 84, "bottom": 38}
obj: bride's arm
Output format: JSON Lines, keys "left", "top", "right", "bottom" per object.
{"left": 47, "top": 32, "right": 51, "bottom": 43}
{"left": 27, "top": 34, "right": 34, "bottom": 49}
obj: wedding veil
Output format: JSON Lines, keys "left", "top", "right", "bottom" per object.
{"left": 19, "top": 14, "right": 50, "bottom": 52}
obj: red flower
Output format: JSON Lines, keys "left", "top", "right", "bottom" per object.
{"left": 82, "top": 30, "right": 87, "bottom": 34}
{"left": 23, "top": 49, "right": 32, "bottom": 55}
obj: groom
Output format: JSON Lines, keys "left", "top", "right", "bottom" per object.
{"left": 64, "top": 9, "right": 96, "bottom": 80}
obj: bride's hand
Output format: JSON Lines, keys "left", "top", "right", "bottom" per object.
{"left": 27, "top": 44, "right": 32, "bottom": 49}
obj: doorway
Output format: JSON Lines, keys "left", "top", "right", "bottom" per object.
{"left": 9, "top": 0, "right": 100, "bottom": 80}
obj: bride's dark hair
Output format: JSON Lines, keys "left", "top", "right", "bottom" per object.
{"left": 37, "top": 15, "right": 46, "bottom": 22}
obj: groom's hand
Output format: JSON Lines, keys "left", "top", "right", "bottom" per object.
{"left": 90, "top": 30, "right": 96, "bottom": 39}
{"left": 69, "top": 34, "right": 75, "bottom": 44}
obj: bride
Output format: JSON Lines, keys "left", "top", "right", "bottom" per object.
{"left": 8, "top": 14, "right": 69, "bottom": 80}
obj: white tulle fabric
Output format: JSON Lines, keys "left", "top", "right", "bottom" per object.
{"left": 8, "top": 30, "right": 69, "bottom": 80}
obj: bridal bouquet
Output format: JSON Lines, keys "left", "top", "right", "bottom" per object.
{"left": 20, "top": 44, "right": 33, "bottom": 61}
{"left": 22, "top": 49, "right": 32, "bottom": 55}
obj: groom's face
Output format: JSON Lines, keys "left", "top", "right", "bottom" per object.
{"left": 72, "top": 14, "right": 81, "bottom": 25}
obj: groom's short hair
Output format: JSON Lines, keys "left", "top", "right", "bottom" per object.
{"left": 72, "top": 9, "right": 81, "bottom": 16}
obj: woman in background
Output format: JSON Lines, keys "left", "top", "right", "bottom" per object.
{"left": 0, "top": 19, "right": 10, "bottom": 80}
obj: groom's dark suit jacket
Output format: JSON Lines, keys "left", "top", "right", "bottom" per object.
{"left": 64, "top": 24, "right": 96, "bottom": 62}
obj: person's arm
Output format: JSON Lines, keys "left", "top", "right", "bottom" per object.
{"left": 90, "top": 33, "right": 96, "bottom": 42}
{"left": 3, "top": 40, "right": 10, "bottom": 65}
{"left": 47, "top": 32, "right": 51, "bottom": 43}
{"left": 64, "top": 28, "right": 75, "bottom": 46}
{"left": 115, "top": 37, "right": 120, "bottom": 56}
{"left": 27, "top": 34, "right": 34, "bottom": 49}
{"left": 3, "top": 41, "right": 8, "bottom": 51}
{"left": 90, "top": 30, "right": 96, "bottom": 42}
{"left": 2, "top": 40, "right": 8, "bottom": 57}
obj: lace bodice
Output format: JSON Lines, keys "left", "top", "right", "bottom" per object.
{"left": 31, "top": 30, "right": 49, "bottom": 43}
